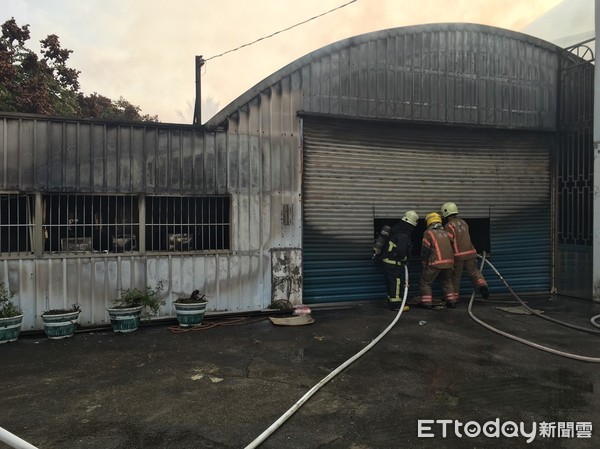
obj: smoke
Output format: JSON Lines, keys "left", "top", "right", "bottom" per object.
{"left": 2, "top": 0, "right": 574, "bottom": 124}
{"left": 521, "top": 0, "right": 594, "bottom": 47}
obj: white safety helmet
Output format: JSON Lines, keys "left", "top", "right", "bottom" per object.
{"left": 440, "top": 202, "right": 459, "bottom": 218}
{"left": 401, "top": 210, "right": 419, "bottom": 226}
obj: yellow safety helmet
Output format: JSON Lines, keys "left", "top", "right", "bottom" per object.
{"left": 401, "top": 210, "right": 419, "bottom": 226}
{"left": 426, "top": 212, "right": 442, "bottom": 227}
{"left": 440, "top": 202, "right": 459, "bottom": 218}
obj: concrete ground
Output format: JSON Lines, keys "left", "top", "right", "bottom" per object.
{"left": 1, "top": 295, "right": 599, "bottom": 449}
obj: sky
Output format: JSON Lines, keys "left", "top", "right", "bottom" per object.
{"left": 1, "top": 0, "right": 594, "bottom": 124}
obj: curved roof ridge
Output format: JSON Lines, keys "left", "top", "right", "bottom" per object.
{"left": 204, "top": 22, "right": 559, "bottom": 129}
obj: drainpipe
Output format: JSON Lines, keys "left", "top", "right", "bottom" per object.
{"left": 594, "top": 0, "right": 600, "bottom": 302}
{"left": 193, "top": 55, "right": 205, "bottom": 126}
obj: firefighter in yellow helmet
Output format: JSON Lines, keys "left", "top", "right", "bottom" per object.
{"left": 440, "top": 202, "right": 489, "bottom": 301}
{"left": 379, "top": 210, "right": 419, "bottom": 310}
{"left": 419, "top": 212, "right": 458, "bottom": 308}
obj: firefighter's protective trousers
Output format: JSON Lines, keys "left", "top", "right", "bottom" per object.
{"left": 383, "top": 261, "right": 404, "bottom": 308}
{"left": 420, "top": 225, "right": 457, "bottom": 304}
{"left": 419, "top": 265, "right": 456, "bottom": 305}
{"left": 444, "top": 216, "right": 487, "bottom": 299}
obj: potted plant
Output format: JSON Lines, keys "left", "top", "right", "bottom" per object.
{"left": 0, "top": 281, "right": 23, "bottom": 344}
{"left": 107, "top": 280, "right": 166, "bottom": 333}
{"left": 41, "top": 303, "right": 81, "bottom": 340}
{"left": 173, "top": 290, "right": 209, "bottom": 327}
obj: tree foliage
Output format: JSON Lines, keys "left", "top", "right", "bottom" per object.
{"left": 0, "top": 18, "right": 158, "bottom": 122}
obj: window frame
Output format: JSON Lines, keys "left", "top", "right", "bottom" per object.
{"left": 0, "top": 192, "right": 232, "bottom": 258}
{"left": 0, "top": 192, "right": 36, "bottom": 256}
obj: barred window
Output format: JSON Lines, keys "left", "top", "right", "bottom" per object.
{"left": 43, "top": 195, "right": 139, "bottom": 254}
{"left": 145, "top": 196, "right": 230, "bottom": 252}
{"left": 0, "top": 194, "right": 35, "bottom": 255}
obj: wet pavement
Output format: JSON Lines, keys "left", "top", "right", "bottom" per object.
{"left": 1, "top": 295, "right": 599, "bottom": 449}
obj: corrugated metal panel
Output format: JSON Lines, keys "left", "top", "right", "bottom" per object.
{"left": 0, "top": 111, "right": 304, "bottom": 330}
{"left": 302, "top": 117, "right": 551, "bottom": 303}
{"left": 1, "top": 254, "right": 269, "bottom": 331}
{"left": 208, "top": 23, "right": 559, "bottom": 131}
{"left": 300, "top": 26, "right": 558, "bottom": 128}
{"left": 0, "top": 116, "right": 217, "bottom": 194}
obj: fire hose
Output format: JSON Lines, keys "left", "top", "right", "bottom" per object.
{"left": 468, "top": 253, "right": 600, "bottom": 363}
{"left": 244, "top": 265, "right": 411, "bottom": 449}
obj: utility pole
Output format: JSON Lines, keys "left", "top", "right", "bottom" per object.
{"left": 193, "top": 55, "right": 205, "bottom": 126}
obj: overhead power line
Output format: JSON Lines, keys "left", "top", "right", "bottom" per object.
{"left": 205, "top": 0, "right": 358, "bottom": 62}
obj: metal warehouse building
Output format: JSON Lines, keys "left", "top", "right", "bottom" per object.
{"left": 0, "top": 23, "right": 594, "bottom": 330}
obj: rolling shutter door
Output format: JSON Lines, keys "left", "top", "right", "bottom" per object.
{"left": 302, "top": 117, "right": 551, "bottom": 304}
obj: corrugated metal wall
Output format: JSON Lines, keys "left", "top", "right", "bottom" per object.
{"left": 204, "top": 23, "right": 561, "bottom": 304}
{"left": 210, "top": 24, "right": 559, "bottom": 133}
{"left": 299, "top": 26, "right": 557, "bottom": 129}
{"left": 0, "top": 114, "right": 302, "bottom": 330}
{"left": 0, "top": 117, "right": 218, "bottom": 193}
{"left": 302, "top": 117, "right": 551, "bottom": 303}
{"left": 0, "top": 23, "right": 573, "bottom": 328}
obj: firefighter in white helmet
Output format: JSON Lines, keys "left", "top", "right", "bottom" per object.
{"left": 419, "top": 212, "right": 458, "bottom": 308}
{"left": 379, "top": 210, "right": 419, "bottom": 310}
{"left": 440, "top": 202, "right": 489, "bottom": 301}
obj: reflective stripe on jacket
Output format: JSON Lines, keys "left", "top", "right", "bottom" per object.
{"left": 382, "top": 239, "right": 404, "bottom": 265}
{"left": 444, "top": 216, "right": 477, "bottom": 260}
{"left": 382, "top": 221, "right": 412, "bottom": 265}
{"left": 421, "top": 225, "right": 454, "bottom": 269}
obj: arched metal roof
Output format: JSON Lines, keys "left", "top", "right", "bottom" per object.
{"left": 205, "top": 22, "right": 562, "bottom": 130}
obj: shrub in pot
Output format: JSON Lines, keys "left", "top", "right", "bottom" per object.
{"left": 173, "top": 290, "right": 208, "bottom": 327}
{"left": 0, "top": 281, "right": 23, "bottom": 344}
{"left": 41, "top": 303, "right": 81, "bottom": 340}
{"left": 107, "top": 280, "right": 166, "bottom": 333}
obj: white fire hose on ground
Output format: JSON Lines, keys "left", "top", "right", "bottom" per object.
{"left": 5, "top": 257, "right": 598, "bottom": 449}
{"left": 244, "top": 265, "right": 411, "bottom": 449}
{"left": 0, "top": 427, "right": 38, "bottom": 449}
{"left": 469, "top": 253, "right": 600, "bottom": 363}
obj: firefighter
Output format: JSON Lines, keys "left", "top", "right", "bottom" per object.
{"left": 419, "top": 212, "right": 458, "bottom": 308}
{"left": 380, "top": 210, "right": 419, "bottom": 310}
{"left": 440, "top": 202, "right": 489, "bottom": 301}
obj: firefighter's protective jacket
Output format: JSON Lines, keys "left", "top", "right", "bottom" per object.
{"left": 382, "top": 221, "right": 413, "bottom": 265}
{"left": 444, "top": 216, "right": 477, "bottom": 261}
{"left": 421, "top": 223, "right": 454, "bottom": 269}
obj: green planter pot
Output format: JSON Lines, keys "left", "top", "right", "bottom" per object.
{"left": 173, "top": 301, "right": 208, "bottom": 327}
{"left": 41, "top": 310, "right": 81, "bottom": 340}
{"left": 0, "top": 314, "right": 24, "bottom": 344}
{"left": 107, "top": 305, "right": 143, "bottom": 333}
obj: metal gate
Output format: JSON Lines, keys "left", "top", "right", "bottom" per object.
{"left": 555, "top": 41, "right": 594, "bottom": 299}
{"left": 302, "top": 116, "right": 552, "bottom": 304}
